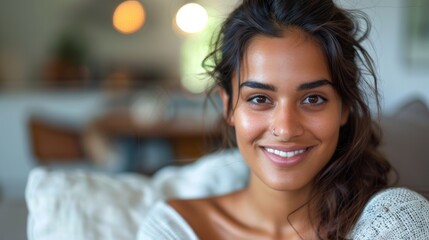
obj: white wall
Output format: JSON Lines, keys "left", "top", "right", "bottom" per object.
{"left": 339, "top": 0, "right": 429, "bottom": 113}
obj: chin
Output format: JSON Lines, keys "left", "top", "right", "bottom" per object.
{"left": 257, "top": 171, "right": 313, "bottom": 193}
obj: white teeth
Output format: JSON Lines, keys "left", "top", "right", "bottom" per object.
{"left": 265, "top": 147, "right": 307, "bottom": 158}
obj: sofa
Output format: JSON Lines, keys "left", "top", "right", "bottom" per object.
{"left": 25, "top": 98, "right": 429, "bottom": 240}
{"left": 379, "top": 98, "right": 429, "bottom": 198}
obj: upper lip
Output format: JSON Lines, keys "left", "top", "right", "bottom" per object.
{"left": 261, "top": 145, "right": 312, "bottom": 153}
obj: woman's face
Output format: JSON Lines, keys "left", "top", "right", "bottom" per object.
{"left": 221, "top": 30, "right": 349, "bottom": 192}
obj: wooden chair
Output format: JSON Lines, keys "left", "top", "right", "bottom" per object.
{"left": 27, "top": 115, "right": 86, "bottom": 165}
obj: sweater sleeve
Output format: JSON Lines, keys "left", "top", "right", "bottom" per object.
{"left": 137, "top": 201, "right": 199, "bottom": 240}
{"left": 349, "top": 188, "right": 429, "bottom": 240}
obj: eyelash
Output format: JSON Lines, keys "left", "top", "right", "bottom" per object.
{"left": 302, "top": 95, "right": 327, "bottom": 105}
{"left": 248, "top": 95, "right": 327, "bottom": 105}
{"left": 248, "top": 95, "right": 272, "bottom": 105}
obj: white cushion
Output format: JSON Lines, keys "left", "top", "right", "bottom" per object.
{"left": 25, "top": 149, "right": 248, "bottom": 240}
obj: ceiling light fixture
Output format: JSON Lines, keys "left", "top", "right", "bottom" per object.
{"left": 113, "top": 0, "right": 146, "bottom": 34}
{"left": 175, "top": 3, "right": 208, "bottom": 34}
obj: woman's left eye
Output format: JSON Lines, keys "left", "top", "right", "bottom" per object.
{"left": 302, "top": 95, "right": 326, "bottom": 105}
{"left": 248, "top": 95, "right": 271, "bottom": 105}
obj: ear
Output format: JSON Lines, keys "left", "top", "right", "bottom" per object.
{"left": 219, "top": 88, "right": 235, "bottom": 126}
{"left": 340, "top": 103, "right": 349, "bottom": 126}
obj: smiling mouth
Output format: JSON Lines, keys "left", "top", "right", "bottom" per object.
{"left": 264, "top": 147, "right": 309, "bottom": 158}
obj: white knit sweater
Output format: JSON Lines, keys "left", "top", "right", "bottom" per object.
{"left": 139, "top": 188, "right": 429, "bottom": 239}
{"left": 348, "top": 188, "right": 429, "bottom": 239}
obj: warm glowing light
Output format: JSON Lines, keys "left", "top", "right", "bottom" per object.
{"left": 113, "top": 0, "right": 145, "bottom": 34}
{"left": 175, "top": 3, "right": 208, "bottom": 34}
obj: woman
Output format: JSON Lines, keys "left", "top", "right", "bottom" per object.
{"left": 139, "top": 0, "right": 429, "bottom": 239}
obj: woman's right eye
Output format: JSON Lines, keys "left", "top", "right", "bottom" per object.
{"left": 248, "top": 95, "right": 271, "bottom": 105}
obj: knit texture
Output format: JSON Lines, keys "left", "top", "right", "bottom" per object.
{"left": 348, "top": 188, "right": 429, "bottom": 239}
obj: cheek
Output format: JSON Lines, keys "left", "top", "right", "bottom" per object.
{"left": 308, "top": 113, "right": 342, "bottom": 146}
{"left": 234, "top": 109, "right": 267, "bottom": 142}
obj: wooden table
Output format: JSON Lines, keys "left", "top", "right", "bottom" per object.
{"left": 86, "top": 108, "right": 223, "bottom": 173}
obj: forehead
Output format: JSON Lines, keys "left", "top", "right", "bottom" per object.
{"left": 247, "top": 29, "right": 315, "bottom": 53}
{"left": 238, "top": 30, "right": 331, "bottom": 84}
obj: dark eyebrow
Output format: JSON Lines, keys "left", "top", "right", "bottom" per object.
{"left": 239, "top": 81, "right": 276, "bottom": 91}
{"left": 239, "top": 79, "right": 332, "bottom": 92}
{"left": 297, "top": 79, "right": 332, "bottom": 91}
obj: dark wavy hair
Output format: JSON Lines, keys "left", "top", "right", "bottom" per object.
{"left": 203, "top": 0, "right": 391, "bottom": 239}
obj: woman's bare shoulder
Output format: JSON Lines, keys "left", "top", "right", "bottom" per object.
{"left": 167, "top": 193, "right": 234, "bottom": 219}
{"left": 168, "top": 190, "right": 243, "bottom": 211}
{"left": 167, "top": 197, "right": 212, "bottom": 219}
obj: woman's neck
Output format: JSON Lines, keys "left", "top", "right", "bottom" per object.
{"left": 239, "top": 173, "right": 315, "bottom": 238}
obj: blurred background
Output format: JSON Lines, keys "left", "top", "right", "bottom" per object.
{"left": 0, "top": 0, "right": 239, "bottom": 197}
{"left": 0, "top": 0, "right": 428, "bottom": 238}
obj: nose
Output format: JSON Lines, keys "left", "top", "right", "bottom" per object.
{"left": 271, "top": 103, "right": 304, "bottom": 140}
